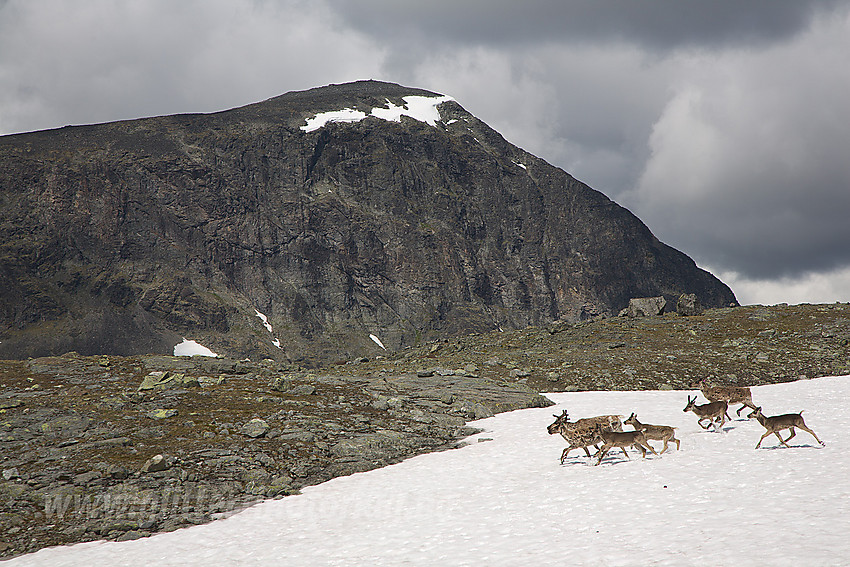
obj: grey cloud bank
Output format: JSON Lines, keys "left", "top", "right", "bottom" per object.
{"left": 329, "top": 0, "right": 836, "bottom": 49}
{"left": 1, "top": 0, "right": 848, "bottom": 305}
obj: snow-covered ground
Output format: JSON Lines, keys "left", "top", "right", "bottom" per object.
{"left": 12, "top": 375, "right": 850, "bottom": 566}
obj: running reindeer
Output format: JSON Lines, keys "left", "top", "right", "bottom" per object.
{"left": 683, "top": 395, "right": 728, "bottom": 431}
{"left": 748, "top": 407, "right": 826, "bottom": 449}
{"left": 593, "top": 423, "right": 658, "bottom": 465}
{"left": 624, "top": 413, "right": 680, "bottom": 454}
{"left": 547, "top": 410, "right": 623, "bottom": 464}
{"left": 698, "top": 378, "right": 758, "bottom": 417}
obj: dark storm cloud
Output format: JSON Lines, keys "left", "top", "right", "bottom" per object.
{"left": 327, "top": 0, "right": 842, "bottom": 50}
{"left": 620, "top": 24, "right": 850, "bottom": 286}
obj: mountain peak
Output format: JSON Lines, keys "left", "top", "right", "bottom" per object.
{"left": 0, "top": 81, "right": 735, "bottom": 363}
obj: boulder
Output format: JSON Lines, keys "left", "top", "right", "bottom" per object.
{"left": 140, "top": 454, "right": 170, "bottom": 474}
{"left": 270, "top": 377, "right": 316, "bottom": 396}
{"left": 138, "top": 371, "right": 174, "bottom": 391}
{"left": 621, "top": 297, "right": 667, "bottom": 318}
{"left": 677, "top": 293, "right": 704, "bottom": 316}
{"left": 147, "top": 409, "right": 178, "bottom": 420}
{"left": 2, "top": 467, "right": 20, "bottom": 481}
{"left": 241, "top": 419, "right": 270, "bottom": 438}
{"left": 138, "top": 371, "right": 200, "bottom": 391}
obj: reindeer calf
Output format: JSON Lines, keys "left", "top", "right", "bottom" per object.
{"left": 624, "top": 413, "right": 680, "bottom": 454}
{"left": 683, "top": 395, "right": 728, "bottom": 431}
{"left": 748, "top": 407, "right": 825, "bottom": 449}
{"left": 594, "top": 424, "right": 658, "bottom": 465}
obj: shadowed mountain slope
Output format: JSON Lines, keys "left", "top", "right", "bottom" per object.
{"left": 0, "top": 80, "right": 735, "bottom": 363}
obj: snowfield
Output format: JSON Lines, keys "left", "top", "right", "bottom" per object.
{"left": 11, "top": 375, "right": 850, "bottom": 566}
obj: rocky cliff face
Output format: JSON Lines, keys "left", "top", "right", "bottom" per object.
{"left": 0, "top": 80, "right": 735, "bottom": 364}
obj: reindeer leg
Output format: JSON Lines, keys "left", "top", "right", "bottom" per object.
{"left": 737, "top": 402, "right": 756, "bottom": 417}
{"left": 621, "top": 447, "right": 631, "bottom": 459}
{"left": 797, "top": 424, "right": 825, "bottom": 446}
{"left": 643, "top": 441, "right": 658, "bottom": 456}
{"left": 582, "top": 446, "right": 593, "bottom": 458}
{"left": 595, "top": 446, "right": 609, "bottom": 466}
{"left": 755, "top": 431, "right": 772, "bottom": 449}
{"left": 673, "top": 437, "right": 680, "bottom": 451}
{"left": 783, "top": 427, "right": 797, "bottom": 446}
{"left": 560, "top": 446, "right": 572, "bottom": 464}
{"left": 774, "top": 431, "right": 789, "bottom": 447}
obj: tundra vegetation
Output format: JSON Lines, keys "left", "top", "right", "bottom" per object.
{"left": 0, "top": 302, "right": 848, "bottom": 557}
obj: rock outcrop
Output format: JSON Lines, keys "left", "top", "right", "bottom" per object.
{"left": 620, "top": 296, "right": 668, "bottom": 318}
{"left": 0, "top": 80, "right": 736, "bottom": 363}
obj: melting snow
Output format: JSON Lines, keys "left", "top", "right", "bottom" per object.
{"left": 301, "top": 95, "right": 454, "bottom": 133}
{"left": 369, "top": 333, "right": 386, "bottom": 350}
{"left": 11, "top": 375, "right": 850, "bottom": 566}
{"left": 254, "top": 309, "right": 273, "bottom": 334}
{"left": 173, "top": 339, "right": 218, "bottom": 357}
{"left": 300, "top": 108, "right": 366, "bottom": 132}
{"left": 255, "top": 309, "right": 282, "bottom": 349}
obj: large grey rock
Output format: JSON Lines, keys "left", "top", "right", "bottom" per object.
{"left": 139, "top": 371, "right": 199, "bottom": 391}
{"left": 271, "top": 376, "right": 317, "bottom": 397}
{"left": 140, "top": 454, "right": 170, "bottom": 474}
{"left": 40, "top": 414, "right": 92, "bottom": 438}
{"left": 2, "top": 467, "right": 20, "bottom": 481}
{"left": 330, "top": 430, "right": 413, "bottom": 461}
{"left": 241, "top": 419, "right": 270, "bottom": 438}
{"left": 677, "top": 293, "right": 704, "bottom": 316}
{"left": 622, "top": 297, "right": 667, "bottom": 318}
{"left": 278, "top": 430, "right": 316, "bottom": 443}
{"left": 147, "top": 409, "right": 178, "bottom": 420}
{"left": 138, "top": 371, "right": 174, "bottom": 391}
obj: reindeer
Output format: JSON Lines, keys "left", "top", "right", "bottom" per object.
{"left": 683, "top": 395, "right": 728, "bottom": 431}
{"left": 624, "top": 412, "right": 680, "bottom": 454}
{"left": 593, "top": 423, "right": 658, "bottom": 465}
{"left": 547, "top": 410, "right": 623, "bottom": 464}
{"left": 748, "top": 407, "right": 825, "bottom": 449}
{"left": 699, "top": 378, "right": 757, "bottom": 417}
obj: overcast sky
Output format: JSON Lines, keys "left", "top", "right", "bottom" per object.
{"left": 2, "top": 1, "right": 849, "bottom": 306}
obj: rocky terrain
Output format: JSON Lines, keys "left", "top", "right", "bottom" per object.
{"left": 0, "top": 80, "right": 734, "bottom": 364}
{"left": 1, "top": 302, "right": 848, "bottom": 558}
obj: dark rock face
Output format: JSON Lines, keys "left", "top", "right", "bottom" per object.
{"left": 0, "top": 80, "right": 735, "bottom": 363}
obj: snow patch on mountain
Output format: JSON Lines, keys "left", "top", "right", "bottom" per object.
{"left": 301, "top": 95, "right": 454, "bottom": 132}
{"left": 369, "top": 333, "right": 386, "bottom": 350}
{"left": 254, "top": 309, "right": 282, "bottom": 350}
{"left": 173, "top": 339, "right": 218, "bottom": 357}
